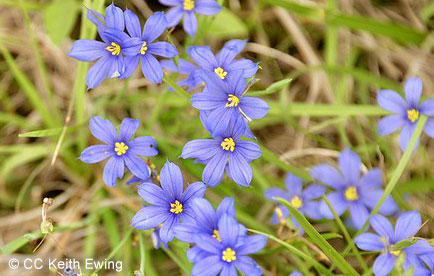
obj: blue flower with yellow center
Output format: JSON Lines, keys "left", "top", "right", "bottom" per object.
{"left": 189, "top": 214, "right": 267, "bottom": 276}
{"left": 131, "top": 161, "right": 206, "bottom": 243}
{"left": 264, "top": 173, "right": 325, "bottom": 234}
{"left": 191, "top": 70, "right": 269, "bottom": 137}
{"left": 159, "top": 0, "right": 222, "bottom": 37}
{"left": 68, "top": 4, "right": 134, "bottom": 89}
{"left": 377, "top": 77, "right": 434, "bottom": 152}
{"left": 310, "top": 148, "right": 398, "bottom": 230}
{"left": 79, "top": 116, "right": 158, "bottom": 187}
{"left": 181, "top": 118, "right": 261, "bottom": 187}
{"left": 120, "top": 11, "right": 178, "bottom": 83}
{"left": 355, "top": 212, "right": 434, "bottom": 276}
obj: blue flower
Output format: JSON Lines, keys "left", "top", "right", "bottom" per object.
{"left": 188, "top": 39, "right": 258, "bottom": 80}
{"left": 121, "top": 11, "right": 178, "bottom": 83}
{"left": 377, "top": 77, "right": 434, "bottom": 151}
{"left": 264, "top": 173, "right": 325, "bottom": 234}
{"left": 191, "top": 70, "right": 269, "bottom": 136}
{"left": 79, "top": 116, "right": 158, "bottom": 187}
{"left": 131, "top": 161, "right": 206, "bottom": 243}
{"left": 290, "top": 271, "right": 303, "bottom": 276}
{"left": 159, "top": 0, "right": 221, "bottom": 37}
{"left": 190, "top": 214, "right": 267, "bottom": 276}
{"left": 355, "top": 212, "right": 434, "bottom": 276}
{"left": 68, "top": 4, "right": 135, "bottom": 89}
{"left": 310, "top": 148, "right": 398, "bottom": 229}
{"left": 161, "top": 58, "right": 202, "bottom": 91}
{"left": 181, "top": 118, "right": 261, "bottom": 187}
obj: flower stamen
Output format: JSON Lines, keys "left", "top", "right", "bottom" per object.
{"left": 170, "top": 200, "right": 183, "bottom": 214}
{"left": 390, "top": 250, "right": 401, "bottom": 256}
{"left": 114, "top": 142, "right": 128, "bottom": 156}
{"left": 222, "top": 248, "right": 236, "bottom": 262}
{"left": 106, "top": 42, "right": 121, "bottom": 55}
{"left": 344, "top": 186, "right": 359, "bottom": 201}
{"left": 212, "top": 229, "right": 222, "bottom": 242}
{"left": 221, "top": 138, "right": 235, "bottom": 152}
{"left": 183, "top": 0, "right": 195, "bottom": 11}
{"left": 407, "top": 109, "right": 419, "bottom": 123}
{"left": 290, "top": 195, "right": 303, "bottom": 209}
{"left": 225, "top": 94, "right": 240, "bottom": 107}
{"left": 214, "top": 67, "right": 228, "bottom": 79}
{"left": 140, "top": 41, "right": 148, "bottom": 55}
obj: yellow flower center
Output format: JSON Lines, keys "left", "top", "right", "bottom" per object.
{"left": 222, "top": 248, "right": 236, "bottom": 262}
{"left": 106, "top": 42, "right": 121, "bottom": 55}
{"left": 221, "top": 138, "right": 235, "bottom": 152}
{"left": 290, "top": 195, "right": 303, "bottom": 209}
{"left": 170, "top": 200, "right": 183, "bottom": 214}
{"left": 225, "top": 94, "right": 240, "bottom": 107}
{"left": 407, "top": 109, "right": 419, "bottom": 122}
{"left": 114, "top": 142, "right": 128, "bottom": 156}
{"left": 140, "top": 41, "right": 148, "bottom": 55}
{"left": 214, "top": 67, "right": 228, "bottom": 79}
{"left": 212, "top": 229, "right": 222, "bottom": 242}
{"left": 344, "top": 186, "right": 359, "bottom": 201}
{"left": 275, "top": 206, "right": 287, "bottom": 224}
{"left": 390, "top": 250, "right": 401, "bottom": 256}
{"left": 183, "top": 0, "right": 195, "bottom": 10}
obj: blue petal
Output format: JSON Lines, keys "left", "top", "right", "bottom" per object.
{"left": 119, "top": 55, "right": 139, "bottom": 79}
{"left": 404, "top": 77, "right": 423, "bottom": 107}
{"left": 216, "top": 39, "right": 246, "bottom": 67}
{"left": 227, "top": 151, "right": 253, "bottom": 187}
{"left": 119, "top": 118, "right": 139, "bottom": 141}
{"left": 142, "top": 12, "right": 168, "bottom": 42}
{"left": 124, "top": 10, "right": 142, "bottom": 38}
{"left": 89, "top": 116, "right": 117, "bottom": 144}
{"left": 103, "top": 28, "right": 130, "bottom": 46}
{"left": 138, "top": 183, "right": 170, "bottom": 206}
{"left": 320, "top": 192, "right": 348, "bottom": 218}
{"left": 235, "top": 140, "right": 261, "bottom": 161}
{"left": 105, "top": 3, "right": 124, "bottom": 31}
{"left": 124, "top": 154, "right": 150, "bottom": 181}
{"left": 187, "top": 246, "right": 210, "bottom": 263}
{"left": 189, "top": 198, "right": 217, "bottom": 233}
{"left": 377, "top": 114, "right": 406, "bottom": 136}
{"left": 399, "top": 123, "right": 419, "bottom": 152}
{"left": 80, "top": 145, "right": 113, "bottom": 164}
{"left": 160, "top": 160, "right": 184, "bottom": 200}
{"left": 236, "top": 235, "right": 267, "bottom": 255}
{"left": 377, "top": 90, "right": 407, "bottom": 113}
{"left": 309, "top": 164, "right": 345, "bottom": 189}
{"left": 159, "top": 214, "right": 178, "bottom": 243}
{"left": 302, "top": 184, "right": 325, "bottom": 200}
{"left": 191, "top": 91, "right": 226, "bottom": 110}
{"left": 370, "top": 214, "right": 394, "bottom": 240}
{"left": 239, "top": 96, "right": 270, "bottom": 119}
{"left": 218, "top": 214, "right": 239, "bottom": 247}
{"left": 423, "top": 119, "right": 434, "bottom": 138}
{"left": 220, "top": 264, "right": 237, "bottom": 276}
{"left": 235, "top": 256, "right": 263, "bottom": 276}
{"left": 181, "top": 139, "right": 221, "bottom": 160}
{"left": 188, "top": 46, "right": 219, "bottom": 71}
{"left": 174, "top": 222, "right": 197, "bottom": 243}
{"left": 68, "top": 40, "right": 107, "bottom": 61}
{"left": 181, "top": 182, "right": 206, "bottom": 203}
{"left": 284, "top": 173, "right": 303, "bottom": 195}
{"left": 302, "top": 201, "right": 323, "bottom": 220}
{"left": 103, "top": 157, "right": 124, "bottom": 187}
{"left": 373, "top": 252, "right": 395, "bottom": 276}
{"left": 394, "top": 211, "right": 421, "bottom": 241}
{"left": 349, "top": 203, "right": 369, "bottom": 230}
{"left": 194, "top": 233, "right": 223, "bottom": 254}
{"left": 183, "top": 11, "right": 198, "bottom": 37}
{"left": 131, "top": 206, "right": 169, "bottom": 229}
{"left": 191, "top": 255, "right": 223, "bottom": 276}
{"left": 207, "top": 106, "right": 235, "bottom": 137}
{"left": 338, "top": 148, "right": 361, "bottom": 185}
{"left": 264, "top": 188, "right": 289, "bottom": 202}
{"left": 140, "top": 54, "right": 164, "bottom": 83}
{"left": 355, "top": 233, "right": 384, "bottom": 251}
{"left": 199, "top": 70, "right": 227, "bottom": 94}
{"left": 360, "top": 189, "right": 398, "bottom": 216}
{"left": 290, "top": 271, "right": 303, "bottom": 276}
{"left": 405, "top": 240, "right": 434, "bottom": 255}
{"left": 216, "top": 197, "right": 235, "bottom": 218}
{"left": 359, "top": 168, "right": 382, "bottom": 189}
{"left": 202, "top": 151, "right": 228, "bottom": 187}
{"left": 121, "top": 37, "right": 142, "bottom": 56}
{"left": 228, "top": 58, "right": 258, "bottom": 78}
{"left": 160, "top": 0, "right": 182, "bottom": 6}
{"left": 129, "top": 136, "right": 158, "bottom": 156}
{"left": 86, "top": 9, "right": 105, "bottom": 29}
{"left": 107, "top": 55, "right": 124, "bottom": 78}
{"left": 420, "top": 99, "right": 434, "bottom": 116}
{"left": 195, "top": 0, "right": 222, "bottom": 16}
{"left": 86, "top": 56, "right": 111, "bottom": 89}
{"left": 226, "top": 70, "right": 246, "bottom": 96}
{"left": 165, "top": 6, "right": 184, "bottom": 27}
{"left": 148, "top": 42, "right": 178, "bottom": 58}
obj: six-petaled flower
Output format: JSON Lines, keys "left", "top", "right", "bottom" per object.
{"left": 79, "top": 116, "right": 158, "bottom": 187}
